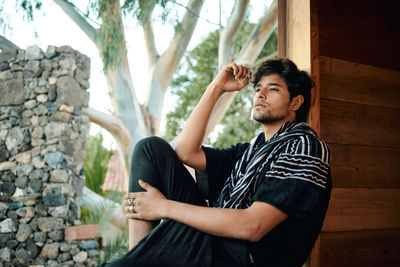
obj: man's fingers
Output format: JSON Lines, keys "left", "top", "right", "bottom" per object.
{"left": 138, "top": 179, "right": 152, "bottom": 191}
{"left": 230, "top": 63, "right": 239, "bottom": 76}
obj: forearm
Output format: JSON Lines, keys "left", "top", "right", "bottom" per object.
{"left": 162, "top": 199, "right": 256, "bottom": 241}
{"left": 175, "top": 85, "right": 223, "bottom": 164}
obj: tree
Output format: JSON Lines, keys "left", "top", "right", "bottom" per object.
{"left": 0, "top": 0, "right": 278, "bottom": 228}
{"left": 0, "top": 0, "right": 277, "bottom": 173}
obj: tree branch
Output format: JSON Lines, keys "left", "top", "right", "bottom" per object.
{"left": 82, "top": 107, "right": 131, "bottom": 172}
{"left": 205, "top": 0, "right": 278, "bottom": 138}
{"left": 0, "top": 36, "right": 20, "bottom": 50}
{"left": 54, "top": 0, "right": 98, "bottom": 45}
{"left": 236, "top": 0, "right": 278, "bottom": 64}
{"left": 171, "top": 0, "right": 221, "bottom": 26}
{"left": 218, "top": 0, "right": 250, "bottom": 69}
{"left": 251, "top": 50, "right": 278, "bottom": 68}
{"left": 155, "top": 0, "right": 204, "bottom": 89}
{"left": 143, "top": 11, "right": 159, "bottom": 69}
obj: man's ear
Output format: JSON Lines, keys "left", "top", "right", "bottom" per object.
{"left": 290, "top": 95, "right": 304, "bottom": 112}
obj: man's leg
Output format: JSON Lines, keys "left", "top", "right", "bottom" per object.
{"left": 128, "top": 136, "right": 206, "bottom": 248}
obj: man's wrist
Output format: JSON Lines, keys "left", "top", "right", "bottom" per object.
{"left": 207, "top": 83, "right": 225, "bottom": 97}
{"left": 160, "top": 199, "right": 171, "bottom": 219}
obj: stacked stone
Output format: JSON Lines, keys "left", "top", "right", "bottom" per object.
{"left": 0, "top": 45, "right": 98, "bottom": 266}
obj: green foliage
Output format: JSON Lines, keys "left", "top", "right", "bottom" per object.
{"left": 80, "top": 201, "right": 129, "bottom": 264}
{"left": 122, "top": 0, "right": 172, "bottom": 24}
{"left": 80, "top": 203, "right": 114, "bottom": 232}
{"left": 164, "top": 21, "right": 278, "bottom": 148}
{"left": 98, "top": 230, "right": 129, "bottom": 263}
{"left": 84, "top": 130, "right": 113, "bottom": 196}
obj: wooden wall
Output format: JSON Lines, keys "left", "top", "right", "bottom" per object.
{"left": 281, "top": 0, "right": 400, "bottom": 266}
{"left": 311, "top": 0, "right": 400, "bottom": 266}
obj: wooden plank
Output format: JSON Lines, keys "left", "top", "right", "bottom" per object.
{"left": 329, "top": 143, "right": 400, "bottom": 188}
{"left": 322, "top": 188, "right": 400, "bottom": 232}
{"left": 319, "top": 57, "right": 400, "bottom": 109}
{"left": 317, "top": 0, "right": 400, "bottom": 70}
{"left": 285, "top": 0, "right": 311, "bottom": 72}
{"left": 309, "top": 0, "right": 320, "bottom": 135}
{"left": 318, "top": 0, "right": 400, "bottom": 33}
{"left": 316, "top": 229, "right": 400, "bottom": 267}
{"left": 278, "top": 0, "right": 287, "bottom": 58}
{"left": 320, "top": 99, "right": 400, "bottom": 147}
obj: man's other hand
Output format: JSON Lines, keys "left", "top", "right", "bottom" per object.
{"left": 211, "top": 63, "right": 252, "bottom": 93}
{"left": 125, "top": 180, "right": 167, "bottom": 221}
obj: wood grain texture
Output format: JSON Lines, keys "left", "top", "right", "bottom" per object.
{"left": 322, "top": 188, "right": 400, "bottom": 232}
{"left": 317, "top": 229, "right": 400, "bottom": 267}
{"left": 320, "top": 99, "right": 400, "bottom": 147}
{"left": 319, "top": 56, "right": 400, "bottom": 109}
{"left": 329, "top": 143, "right": 400, "bottom": 188}
{"left": 285, "top": 0, "right": 311, "bottom": 72}
{"left": 309, "top": 0, "right": 320, "bottom": 135}
{"left": 317, "top": 0, "right": 400, "bottom": 70}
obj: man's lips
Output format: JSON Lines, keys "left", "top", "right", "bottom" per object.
{"left": 254, "top": 103, "right": 266, "bottom": 108}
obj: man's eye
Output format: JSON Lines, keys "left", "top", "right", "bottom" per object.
{"left": 255, "top": 88, "right": 260, "bottom": 92}
{"left": 270, "top": 88, "right": 277, "bottom": 91}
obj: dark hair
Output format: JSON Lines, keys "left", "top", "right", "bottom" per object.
{"left": 252, "top": 58, "right": 313, "bottom": 122}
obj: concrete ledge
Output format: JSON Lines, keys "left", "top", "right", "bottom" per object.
{"left": 64, "top": 224, "right": 100, "bottom": 241}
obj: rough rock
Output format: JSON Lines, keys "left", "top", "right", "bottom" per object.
{"left": 79, "top": 240, "right": 99, "bottom": 250}
{"left": 0, "top": 219, "right": 17, "bottom": 233}
{"left": 56, "top": 76, "right": 89, "bottom": 107}
{"left": 15, "top": 151, "right": 31, "bottom": 164}
{"left": 16, "top": 207, "right": 35, "bottom": 218}
{"left": 50, "top": 205, "right": 68, "bottom": 218}
{"left": 42, "top": 242, "right": 59, "bottom": 259}
{"left": 44, "top": 45, "right": 57, "bottom": 59}
{"left": 25, "top": 45, "right": 44, "bottom": 60}
{"left": 48, "top": 230, "right": 63, "bottom": 241}
{"left": 5, "top": 127, "right": 24, "bottom": 150}
{"left": 0, "top": 78, "right": 24, "bottom": 105}
{"left": 50, "top": 169, "right": 69, "bottom": 183}
{"left": 43, "top": 193, "right": 65, "bottom": 206}
{"left": 72, "top": 251, "right": 87, "bottom": 263}
{"left": 16, "top": 223, "right": 31, "bottom": 242}
{"left": 44, "top": 152, "right": 67, "bottom": 169}
{"left": 37, "top": 217, "right": 64, "bottom": 232}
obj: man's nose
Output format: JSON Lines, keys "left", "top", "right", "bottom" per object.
{"left": 257, "top": 88, "right": 267, "bottom": 99}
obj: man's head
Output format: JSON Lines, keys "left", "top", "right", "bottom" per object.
{"left": 252, "top": 58, "right": 312, "bottom": 123}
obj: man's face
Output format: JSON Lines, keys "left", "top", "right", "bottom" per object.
{"left": 252, "top": 73, "right": 293, "bottom": 124}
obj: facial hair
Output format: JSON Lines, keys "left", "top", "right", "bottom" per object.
{"left": 252, "top": 102, "right": 292, "bottom": 124}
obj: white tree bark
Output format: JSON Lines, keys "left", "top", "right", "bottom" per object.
{"left": 218, "top": 0, "right": 250, "bottom": 69}
{"left": 144, "top": 0, "right": 204, "bottom": 134}
{"left": 206, "top": 0, "right": 278, "bottom": 138}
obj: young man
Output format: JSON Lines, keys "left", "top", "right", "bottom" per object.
{"left": 100, "top": 59, "right": 331, "bottom": 267}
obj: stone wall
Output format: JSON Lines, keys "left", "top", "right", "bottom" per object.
{"left": 0, "top": 45, "right": 99, "bottom": 266}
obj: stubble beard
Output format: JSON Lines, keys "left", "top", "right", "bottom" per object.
{"left": 252, "top": 104, "right": 292, "bottom": 124}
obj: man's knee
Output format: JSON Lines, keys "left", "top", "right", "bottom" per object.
{"left": 132, "top": 136, "right": 172, "bottom": 158}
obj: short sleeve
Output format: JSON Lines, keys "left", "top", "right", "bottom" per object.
{"left": 252, "top": 135, "right": 331, "bottom": 222}
{"left": 201, "top": 143, "right": 249, "bottom": 200}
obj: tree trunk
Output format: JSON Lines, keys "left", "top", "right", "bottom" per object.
{"left": 144, "top": 0, "right": 204, "bottom": 135}
{"left": 206, "top": 0, "right": 278, "bottom": 138}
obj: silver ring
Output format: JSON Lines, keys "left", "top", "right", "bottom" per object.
{"left": 128, "top": 198, "right": 133, "bottom": 206}
{"left": 129, "top": 206, "right": 134, "bottom": 213}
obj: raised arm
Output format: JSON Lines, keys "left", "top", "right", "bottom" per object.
{"left": 175, "top": 63, "right": 252, "bottom": 172}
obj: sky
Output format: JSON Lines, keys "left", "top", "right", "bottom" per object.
{"left": 1, "top": 0, "right": 271, "bottom": 148}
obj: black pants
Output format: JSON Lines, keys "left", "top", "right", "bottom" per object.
{"left": 99, "top": 137, "right": 248, "bottom": 267}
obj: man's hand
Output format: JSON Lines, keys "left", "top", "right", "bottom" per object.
{"left": 125, "top": 180, "right": 167, "bottom": 221}
{"left": 211, "top": 63, "right": 252, "bottom": 93}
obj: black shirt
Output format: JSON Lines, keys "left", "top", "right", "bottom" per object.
{"left": 202, "top": 132, "right": 331, "bottom": 267}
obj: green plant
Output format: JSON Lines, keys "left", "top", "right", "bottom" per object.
{"left": 97, "top": 230, "right": 129, "bottom": 263}
{"left": 84, "top": 130, "right": 113, "bottom": 196}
